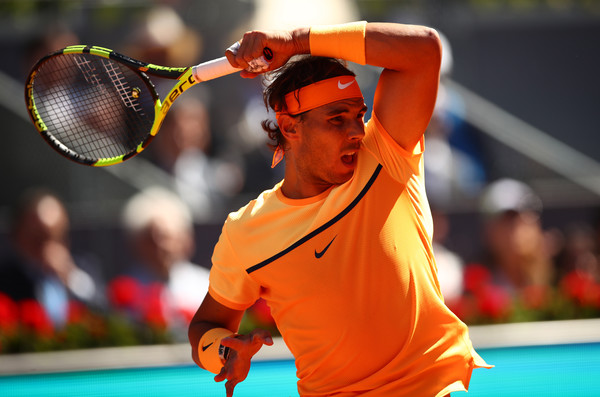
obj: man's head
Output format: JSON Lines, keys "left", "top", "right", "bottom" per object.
{"left": 262, "top": 56, "right": 358, "bottom": 153}
{"left": 262, "top": 57, "right": 367, "bottom": 197}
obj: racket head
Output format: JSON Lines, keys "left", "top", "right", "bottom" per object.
{"left": 25, "top": 46, "right": 169, "bottom": 166}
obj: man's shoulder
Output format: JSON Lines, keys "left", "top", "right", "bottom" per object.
{"left": 225, "top": 183, "right": 282, "bottom": 226}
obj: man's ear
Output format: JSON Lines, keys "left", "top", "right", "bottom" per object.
{"left": 277, "top": 114, "right": 300, "bottom": 141}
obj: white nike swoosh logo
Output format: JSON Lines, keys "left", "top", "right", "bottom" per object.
{"left": 338, "top": 80, "right": 354, "bottom": 90}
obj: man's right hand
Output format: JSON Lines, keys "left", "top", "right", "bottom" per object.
{"left": 225, "top": 27, "right": 309, "bottom": 79}
{"left": 214, "top": 328, "right": 274, "bottom": 397}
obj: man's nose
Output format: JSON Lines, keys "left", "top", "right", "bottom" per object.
{"left": 348, "top": 119, "right": 365, "bottom": 140}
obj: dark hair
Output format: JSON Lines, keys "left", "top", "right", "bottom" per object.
{"left": 261, "top": 56, "right": 355, "bottom": 151}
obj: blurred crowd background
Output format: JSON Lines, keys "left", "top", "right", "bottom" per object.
{"left": 0, "top": 0, "right": 599, "bottom": 353}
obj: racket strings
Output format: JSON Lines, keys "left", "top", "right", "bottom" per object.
{"left": 102, "top": 60, "right": 146, "bottom": 113}
{"left": 32, "top": 53, "right": 155, "bottom": 161}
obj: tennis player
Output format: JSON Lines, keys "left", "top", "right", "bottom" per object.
{"left": 188, "top": 21, "right": 491, "bottom": 397}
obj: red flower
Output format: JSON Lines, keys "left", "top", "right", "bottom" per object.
{"left": 463, "top": 263, "right": 492, "bottom": 294}
{"left": 19, "top": 300, "right": 53, "bottom": 337}
{"left": 109, "top": 278, "right": 170, "bottom": 327}
{"left": 67, "top": 300, "right": 88, "bottom": 324}
{"left": 476, "top": 284, "right": 512, "bottom": 320}
{"left": 108, "top": 276, "right": 143, "bottom": 309}
{"left": 447, "top": 295, "right": 478, "bottom": 323}
{"left": 0, "top": 292, "right": 19, "bottom": 332}
{"left": 560, "top": 270, "right": 600, "bottom": 307}
{"left": 142, "top": 283, "right": 167, "bottom": 328}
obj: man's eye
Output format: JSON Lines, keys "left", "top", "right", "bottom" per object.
{"left": 329, "top": 116, "right": 343, "bottom": 124}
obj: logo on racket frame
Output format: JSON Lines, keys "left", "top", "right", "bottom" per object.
{"left": 160, "top": 73, "right": 196, "bottom": 115}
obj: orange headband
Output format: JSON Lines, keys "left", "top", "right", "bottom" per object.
{"left": 271, "top": 76, "right": 363, "bottom": 168}
{"left": 279, "top": 76, "right": 363, "bottom": 116}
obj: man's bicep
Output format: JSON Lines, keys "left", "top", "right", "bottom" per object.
{"left": 373, "top": 68, "right": 439, "bottom": 151}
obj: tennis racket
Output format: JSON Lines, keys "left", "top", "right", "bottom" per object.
{"left": 25, "top": 44, "right": 272, "bottom": 166}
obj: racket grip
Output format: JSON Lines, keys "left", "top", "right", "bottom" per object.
{"left": 192, "top": 46, "right": 273, "bottom": 82}
{"left": 192, "top": 57, "right": 238, "bottom": 82}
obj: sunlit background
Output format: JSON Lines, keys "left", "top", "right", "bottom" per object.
{"left": 0, "top": 0, "right": 599, "bottom": 395}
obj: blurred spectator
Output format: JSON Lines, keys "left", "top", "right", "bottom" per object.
{"left": 112, "top": 187, "right": 210, "bottom": 338}
{"left": 555, "top": 223, "right": 599, "bottom": 281}
{"left": 149, "top": 96, "right": 244, "bottom": 222}
{"left": 478, "top": 178, "right": 559, "bottom": 294}
{"left": 553, "top": 219, "right": 600, "bottom": 315}
{"left": 121, "top": 4, "right": 202, "bottom": 97}
{"left": 122, "top": 4, "right": 270, "bottom": 215}
{"left": 124, "top": 5, "right": 202, "bottom": 66}
{"left": 0, "top": 189, "right": 105, "bottom": 328}
{"left": 450, "top": 184, "right": 600, "bottom": 325}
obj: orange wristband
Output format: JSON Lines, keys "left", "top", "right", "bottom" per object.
{"left": 198, "top": 327, "right": 234, "bottom": 374}
{"left": 309, "top": 21, "right": 367, "bottom": 65}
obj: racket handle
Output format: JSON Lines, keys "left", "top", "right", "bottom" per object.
{"left": 192, "top": 57, "right": 238, "bottom": 82}
{"left": 192, "top": 46, "right": 273, "bottom": 82}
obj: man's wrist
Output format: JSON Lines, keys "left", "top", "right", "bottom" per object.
{"left": 198, "top": 328, "right": 235, "bottom": 374}
{"left": 309, "top": 21, "right": 367, "bottom": 65}
{"left": 291, "top": 27, "right": 311, "bottom": 55}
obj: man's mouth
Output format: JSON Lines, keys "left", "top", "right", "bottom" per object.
{"left": 341, "top": 152, "right": 356, "bottom": 165}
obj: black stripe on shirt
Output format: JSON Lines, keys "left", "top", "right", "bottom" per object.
{"left": 246, "top": 164, "right": 383, "bottom": 274}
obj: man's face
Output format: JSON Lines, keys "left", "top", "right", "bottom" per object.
{"left": 293, "top": 98, "right": 367, "bottom": 189}
{"left": 134, "top": 219, "right": 193, "bottom": 280}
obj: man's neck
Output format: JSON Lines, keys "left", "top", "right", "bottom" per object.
{"left": 280, "top": 178, "right": 333, "bottom": 200}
